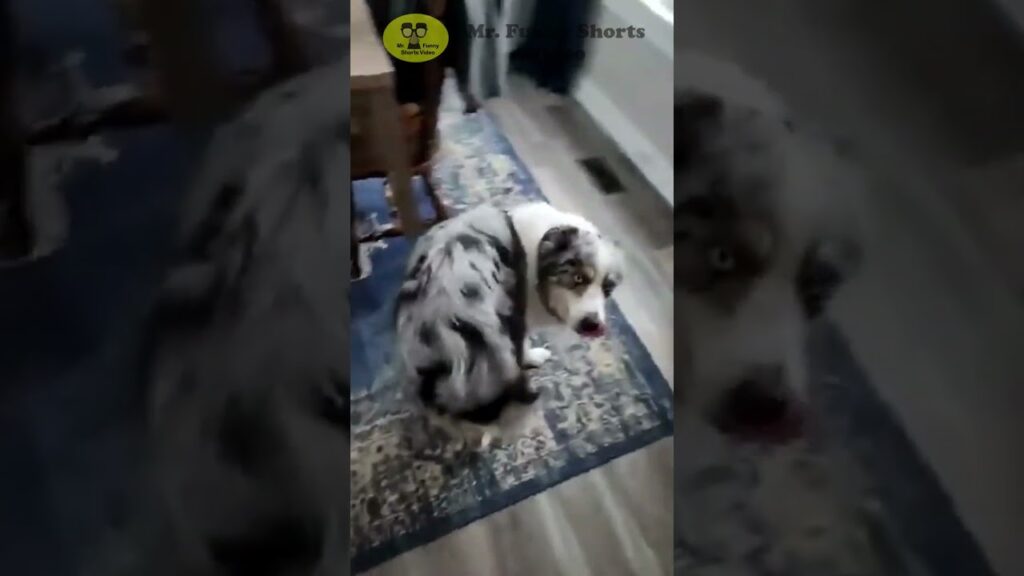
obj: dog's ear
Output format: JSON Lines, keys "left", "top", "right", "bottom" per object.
{"left": 674, "top": 191, "right": 731, "bottom": 246}
{"left": 676, "top": 89, "right": 724, "bottom": 173}
{"left": 538, "top": 225, "right": 579, "bottom": 257}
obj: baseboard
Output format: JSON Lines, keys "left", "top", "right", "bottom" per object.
{"left": 573, "top": 78, "right": 673, "bottom": 206}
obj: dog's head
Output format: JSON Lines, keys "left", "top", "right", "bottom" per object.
{"left": 535, "top": 222, "right": 624, "bottom": 338}
{"left": 675, "top": 89, "right": 862, "bottom": 443}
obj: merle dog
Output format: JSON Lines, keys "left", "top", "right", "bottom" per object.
{"left": 92, "top": 62, "right": 350, "bottom": 576}
{"left": 395, "top": 201, "right": 623, "bottom": 448}
{"left": 675, "top": 54, "right": 864, "bottom": 443}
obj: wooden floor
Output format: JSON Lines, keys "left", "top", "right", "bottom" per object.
{"left": 363, "top": 75, "right": 676, "bottom": 576}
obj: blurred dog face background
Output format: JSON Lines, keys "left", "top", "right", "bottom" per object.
{"left": 89, "top": 61, "right": 351, "bottom": 576}
{"left": 674, "top": 54, "right": 864, "bottom": 444}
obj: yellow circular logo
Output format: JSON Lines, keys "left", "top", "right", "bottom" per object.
{"left": 382, "top": 14, "right": 448, "bottom": 63}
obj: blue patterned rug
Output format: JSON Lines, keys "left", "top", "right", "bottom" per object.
{"left": 349, "top": 95, "right": 674, "bottom": 572}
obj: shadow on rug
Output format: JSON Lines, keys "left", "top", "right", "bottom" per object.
{"left": 349, "top": 94, "right": 673, "bottom": 572}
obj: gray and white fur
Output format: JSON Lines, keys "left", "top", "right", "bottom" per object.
{"left": 92, "top": 62, "right": 350, "bottom": 576}
{"left": 675, "top": 53, "right": 864, "bottom": 443}
{"left": 395, "top": 201, "right": 624, "bottom": 446}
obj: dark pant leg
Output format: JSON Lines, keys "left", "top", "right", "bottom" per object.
{"left": 444, "top": 0, "right": 478, "bottom": 109}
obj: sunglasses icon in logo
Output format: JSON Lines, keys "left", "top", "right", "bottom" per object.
{"left": 400, "top": 22, "right": 428, "bottom": 48}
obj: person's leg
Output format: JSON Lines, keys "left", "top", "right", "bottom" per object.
{"left": 445, "top": 0, "right": 480, "bottom": 113}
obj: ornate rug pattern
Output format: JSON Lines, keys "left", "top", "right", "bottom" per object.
{"left": 349, "top": 93, "right": 673, "bottom": 573}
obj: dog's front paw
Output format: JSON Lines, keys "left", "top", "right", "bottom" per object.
{"left": 524, "top": 347, "right": 552, "bottom": 368}
{"left": 479, "top": 430, "right": 495, "bottom": 449}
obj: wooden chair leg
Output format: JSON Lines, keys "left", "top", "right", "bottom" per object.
{"left": 370, "top": 90, "right": 423, "bottom": 237}
{"left": 0, "top": 0, "right": 33, "bottom": 260}
{"left": 420, "top": 163, "right": 448, "bottom": 222}
{"left": 137, "top": 0, "right": 233, "bottom": 125}
{"left": 350, "top": 185, "right": 361, "bottom": 279}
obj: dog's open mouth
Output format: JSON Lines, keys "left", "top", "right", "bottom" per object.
{"left": 576, "top": 324, "right": 606, "bottom": 338}
{"left": 574, "top": 316, "right": 607, "bottom": 338}
{"left": 713, "top": 381, "right": 806, "bottom": 443}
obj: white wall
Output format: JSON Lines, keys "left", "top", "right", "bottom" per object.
{"left": 573, "top": 0, "right": 674, "bottom": 205}
{"left": 993, "top": 0, "right": 1024, "bottom": 33}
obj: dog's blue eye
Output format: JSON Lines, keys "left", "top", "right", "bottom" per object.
{"left": 708, "top": 246, "right": 735, "bottom": 272}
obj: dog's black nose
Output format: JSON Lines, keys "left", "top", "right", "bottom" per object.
{"left": 714, "top": 365, "right": 803, "bottom": 442}
{"left": 576, "top": 315, "right": 605, "bottom": 337}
